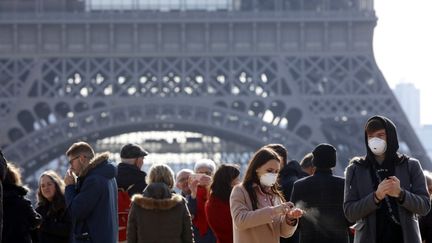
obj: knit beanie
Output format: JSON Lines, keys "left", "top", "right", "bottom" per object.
{"left": 312, "top": 143, "right": 337, "bottom": 168}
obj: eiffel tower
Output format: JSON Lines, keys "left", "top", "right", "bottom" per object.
{"left": 0, "top": 0, "right": 430, "bottom": 176}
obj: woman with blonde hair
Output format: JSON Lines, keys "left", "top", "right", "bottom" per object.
{"left": 127, "top": 164, "right": 194, "bottom": 243}
{"left": 35, "top": 170, "right": 71, "bottom": 243}
{"left": 230, "top": 147, "right": 303, "bottom": 243}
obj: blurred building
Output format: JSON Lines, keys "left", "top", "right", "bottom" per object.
{"left": 393, "top": 83, "right": 432, "bottom": 161}
{"left": 418, "top": 125, "right": 432, "bottom": 161}
{"left": 394, "top": 83, "right": 421, "bottom": 131}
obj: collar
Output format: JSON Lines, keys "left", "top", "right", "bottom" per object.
{"left": 79, "top": 152, "right": 110, "bottom": 177}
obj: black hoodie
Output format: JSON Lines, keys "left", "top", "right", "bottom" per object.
{"left": 364, "top": 115, "right": 407, "bottom": 166}
{"left": 364, "top": 115, "right": 404, "bottom": 243}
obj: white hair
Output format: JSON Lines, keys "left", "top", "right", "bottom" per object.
{"left": 176, "top": 169, "right": 193, "bottom": 181}
{"left": 194, "top": 159, "right": 216, "bottom": 174}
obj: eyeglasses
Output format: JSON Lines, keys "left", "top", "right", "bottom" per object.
{"left": 69, "top": 155, "right": 80, "bottom": 165}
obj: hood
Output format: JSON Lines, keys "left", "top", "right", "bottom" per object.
{"left": 364, "top": 115, "right": 405, "bottom": 164}
{"left": 80, "top": 152, "right": 117, "bottom": 179}
{"left": 3, "top": 183, "right": 28, "bottom": 198}
{"left": 132, "top": 182, "right": 183, "bottom": 210}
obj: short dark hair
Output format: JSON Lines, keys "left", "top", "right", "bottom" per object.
{"left": 66, "top": 141, "right": 94, "bottom": 158}
{"left": 366, "top": 119, "right": 385, "bottom": 134}
{"left": 300, "top": 153, "right": 314, "bottom": 169}
{"left": 264, "top": 144, "right": 287, "bottom": 165}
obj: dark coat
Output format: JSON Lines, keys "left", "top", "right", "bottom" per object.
{"left": 279, "top": 160, "right": 308, "bottom": 201}
{"left": 35, "top": 203, "right": 72, "bottom": 243}
{"left": 65, "top": 152, "right": 118, "bottom": 243}
{"left": 187, "top": 188, "right": 216, "bottom": 243}
{"left": 2, "top": 183, "right": 42, "bottom": 243}
{"left": 127, "top": 182, "right": 194, "bottom": 243}
{"left": 0, "top": 150, "right": 7, "bottom": 243}
{"left": 279, "top": 160, "right": 308, "bottom": 243}
{"left": 291, "top": 170, "right": 350, "bottom": 243}
{"left": 116, "top": 162, "right": 147, "bottom": 196}
{"left": 420, "top": 200, "right": 432, "bottom": 243}
{"left": 344, "top": 115, "right": 430, "bottom": 243}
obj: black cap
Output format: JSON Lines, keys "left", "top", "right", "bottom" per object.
{"left": 312, "top": 143, "right": 337, "bottom": 169}
{"left": 120, "top": 143, "right": 148, "bottom": 159}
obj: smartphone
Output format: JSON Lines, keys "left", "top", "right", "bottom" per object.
{"left": 189, "top": 173, "right": 203, "bottom": 181}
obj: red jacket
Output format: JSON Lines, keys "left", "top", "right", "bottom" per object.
{"left": 205, "top": 194, "right": 233, "bottom": 243}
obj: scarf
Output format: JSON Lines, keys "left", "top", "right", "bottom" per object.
{"left": 192, "top": 186, "right": 209, "bottom": 236}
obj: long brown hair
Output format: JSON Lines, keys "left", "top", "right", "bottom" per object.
{"left": 210, "top": 164, "right": 240, "bottom": 202}
{"left": 243, "top": 147, "right": 285, "bottom": 210}
{"left": 37, "top": 170, "right": 67, "bottom": 214}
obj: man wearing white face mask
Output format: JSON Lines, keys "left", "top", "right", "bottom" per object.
{"left": 344, "top": 115, "right": 430, "bottom": 243}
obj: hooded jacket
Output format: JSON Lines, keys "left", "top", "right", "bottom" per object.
{"left": 344, "top": 115, "right": 430, "bottom": 243}
{"left": 2, "top": 183, "right": 41, "bottom": 243}
{"left": 127, "top": 182, "right": 194, "bottom": 243}
{"left": 65, "top": 152, "right": 118, "bottom": 243}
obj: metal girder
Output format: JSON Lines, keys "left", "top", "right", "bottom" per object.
{"left": 0, "top": 0, "right": 430, "bottom": 176}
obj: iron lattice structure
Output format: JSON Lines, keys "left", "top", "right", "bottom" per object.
{"left": 0, "top": 0, "right": 430, "bottom": 175}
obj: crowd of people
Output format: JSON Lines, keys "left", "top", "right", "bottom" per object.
{"left": 0, "top": 115, "right": 431, "bottom": 243}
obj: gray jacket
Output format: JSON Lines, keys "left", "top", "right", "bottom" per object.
{"left": 344, "top": 157, "right": 430, "bottom": 243}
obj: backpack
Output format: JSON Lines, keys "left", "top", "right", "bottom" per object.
{"left": 118, "top": 185, "right": 134, "bottom": 242}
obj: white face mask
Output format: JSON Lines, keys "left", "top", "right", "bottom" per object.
{"left": 368, "top": 137, "right": 387, "bottom": 156}
{"left": 259, "top": 173, "right": 278, "bottom": 187}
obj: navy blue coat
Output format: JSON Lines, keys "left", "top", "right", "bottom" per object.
{"left": 65, "top": 152, "right": 118, "bottom": 243}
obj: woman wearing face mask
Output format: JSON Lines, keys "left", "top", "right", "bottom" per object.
{"left": 205, "top": 164, "right": 240, "bottom": 243}
{"left": 344, "top": 115, "right": 430, "bottom": 243}
{"left": 230, "top": 147, "right": 303, "bottom": 243}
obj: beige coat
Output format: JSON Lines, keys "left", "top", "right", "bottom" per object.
{"left": 230, "top": 184, "right": 297, "bottom": 243}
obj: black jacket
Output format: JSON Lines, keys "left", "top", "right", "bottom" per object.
{"left": 34, "top": 203, "right": 72, "bottom": 243}
{"left": 279, "top": 160, "right": 308, "bottom": 243}
{"left": 291, "top": 170, "right": 350, "bottom": 243}
{"left": 2, "top": 183, "right": 42, "bottom": 243}
{"left": 0, "top": 150, "right": 7, "bottom": 243}
{"left": 279, "top": 160, "right": 308, "bottom": 201}
{"left": 420, "top": 200, "right": 432, "bottom": 243}
{"left": 116, "top": 163, "right": 147, "bottom": 196}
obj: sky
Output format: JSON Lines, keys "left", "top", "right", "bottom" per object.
{"left": 374, "top": 0, "right": 432, "bottom": 125}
